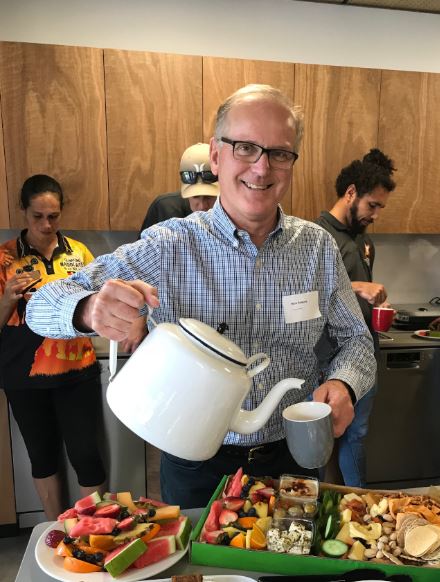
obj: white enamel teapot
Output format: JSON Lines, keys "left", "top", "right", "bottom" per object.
{"left": 106, "top": 313, "right": 304, "bottom": 461}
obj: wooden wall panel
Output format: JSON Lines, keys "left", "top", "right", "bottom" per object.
{"left": 0, "top": 42, "right": 108, "bottom": 230}
{"left": 0, "top": 88, "right": 8, "bottom": 228}
{"left": 294, "top": 64, "right": 381, "bottom": 221}
{"left": 377, "top": 70, "right": 440, "bottom": 233}
{"left": 0, "top": 391, "right": 16, "bottom": 525}
{"left": 202, "top": 57, "right": 295, "bottom": 215}
{"left": 105, "top": 51, "right": 202, "bottom": 231}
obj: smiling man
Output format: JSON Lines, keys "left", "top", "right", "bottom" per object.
{"left": 315, "top": 149, "right": 396, "bottom": 488}
{"left": 26, "top": 85, "right": 376, "bottom": 507}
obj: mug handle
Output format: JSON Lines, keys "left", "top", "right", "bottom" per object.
{"left": 246, "top": 352, "right": 271, "bottom": 378}
{"left": 109, "top": 305, "right": 157, "bottom": 381}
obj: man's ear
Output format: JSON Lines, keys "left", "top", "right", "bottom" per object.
{"left": 345, "top": 184, "right": 357, "bottom": 202}
{"left": 210, "top": 137, "right": 220, "bottom": 175}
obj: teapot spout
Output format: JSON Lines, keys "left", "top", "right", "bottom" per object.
{"left": 229, "top": 378, "right": 304, "bottom": 435}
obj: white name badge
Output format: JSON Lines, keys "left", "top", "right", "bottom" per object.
{"left": 282, "top": 291, "right": 321, "bottom": 324}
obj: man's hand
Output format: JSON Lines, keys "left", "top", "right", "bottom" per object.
{"left": 120, "top": 316, "right": 148, "bottom": 353}
{"left": 352, "top": 281, "right": 387, "bottom": 306}
{"left": 73, "top": 279, "right": 159, "bottom": 340}
{"left": 313, "top": 379, "right": 354, "bottom": 438}
{"left": 430, "top": 317, "right": 440, "bottom": 331}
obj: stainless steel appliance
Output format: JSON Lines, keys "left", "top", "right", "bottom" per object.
{"left": 365, "top": 329, "right": 440, "bottom": 489}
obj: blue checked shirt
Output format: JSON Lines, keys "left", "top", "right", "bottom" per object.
{"left": 26, "top": 201, "right": 376, "bottom": 446}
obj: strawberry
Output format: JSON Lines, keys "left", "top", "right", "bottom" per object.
{"left": 223, "top": 497, "right": 245, "bottom": 511}
{"left": 45, "top": 529, "right": 66, "bottom": 548}
{"left": 219, "top": 509, "right": 238, "bottom": 526}
{"left": 118, "top": 516, "right": 136, "bottom": 530}
{"left": 94, "top": 503, "right": 121, "bottom": 518}
{"left": 256, "top": 487, "right": 275, "bottom": 499}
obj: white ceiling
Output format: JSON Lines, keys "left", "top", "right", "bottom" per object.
{"left": 298, "top": 0, "right": 440, "bottom": 14}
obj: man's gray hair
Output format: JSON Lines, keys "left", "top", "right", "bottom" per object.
{"left": 214, "top": 84, "right": 304, "bottom": 153}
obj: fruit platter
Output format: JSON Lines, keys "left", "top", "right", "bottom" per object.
{"left": 35, "top": 491, "right": 192, "bottom": 581}
{"left": 190, "top": 468, "right": 440, "bottom": 581}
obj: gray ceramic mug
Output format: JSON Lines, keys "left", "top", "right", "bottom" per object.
{"left": 282, "top": 401, "right": 334, "bottom": 469}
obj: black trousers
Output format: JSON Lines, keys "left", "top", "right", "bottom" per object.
{"left": 160, "top": 439, "right": 318, "bottom": 509}
{"left": 5, "top": 375, "right": 106, "bottom": 485}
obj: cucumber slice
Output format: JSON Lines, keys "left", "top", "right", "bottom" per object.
{"left": 324, "top": 514, "right": 333, "bottom": 539}
{"left": 322, "top": 538, "right": 348, "bottom": 557}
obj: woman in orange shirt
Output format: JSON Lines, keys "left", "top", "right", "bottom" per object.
{"left": 0, "top": 174, "right": 106, "bottom": 520}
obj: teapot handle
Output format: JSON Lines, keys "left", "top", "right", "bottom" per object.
{"left": 246, "top": 352, "right": 270, "bottom": 378}
{"left": 109, "top": 305, "right": 157, "bottom": 381}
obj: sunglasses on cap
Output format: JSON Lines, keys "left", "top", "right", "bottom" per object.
{"left": 180, "top": 170, "right": 218, "bottom": 185}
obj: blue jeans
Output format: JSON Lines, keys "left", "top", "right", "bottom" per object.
{"left": 338, "top": 381, "right": 378, "bottom": 488}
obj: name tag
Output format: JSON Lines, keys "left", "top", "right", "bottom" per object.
{"left": 282, "top": 291, "right": 321, "bottom": 324}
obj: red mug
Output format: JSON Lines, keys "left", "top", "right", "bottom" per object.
{"left": 372, "top": 307, "right": 395, "bottom": 332}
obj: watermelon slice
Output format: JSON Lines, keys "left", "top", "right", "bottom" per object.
{"left": 74, "top": 491, "right": 101, "bottom": 515}
{"left": 132, "top": 535, "right": 176, "bottom": 568}
{"left": 201, "top": 499, "right": 222, "bottom": 541}
{"left": 223, "top": 467, "right": 243, "bottom": 498}
{"left": 69, "top": 516, "right": 117, "bottom": 537}
{"left": 104, "top": 538, "right": 146, "bottom": 578}
{"left": 155, "top": 516, "right": 192, "bottom": 550}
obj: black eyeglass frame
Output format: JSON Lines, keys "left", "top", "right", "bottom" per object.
{"left": 220, "top": 137, "right": 299, "bottom": 168}
{"left": 180, "top": 170, "right": 218, "bottom": 185}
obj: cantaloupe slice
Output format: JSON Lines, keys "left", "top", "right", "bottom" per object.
{"left": 149, "top": 505, "right": 180, "bottom": 521}
{"left": 116, "top": 491, "right": 137, "bottom": 513}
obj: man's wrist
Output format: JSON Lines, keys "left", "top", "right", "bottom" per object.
{"left": 73, "top": 295, "right": 95, "bottom": 333}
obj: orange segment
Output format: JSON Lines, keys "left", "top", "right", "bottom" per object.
{"left": 55, "top": 541, "right": 73, "bottom": 557}
{"left": 229, "top": 532, "right": 246, "bottom": 548}
{"left": 77, "top": 543, "right": 108, "bottom": 556}
{"left": 268, "top": 495, "right": 276, "bottom": 516}
{"left": 63, "top": 557, "right": 102, "bottom": 573}
{"left": 88, "top": 534, "right": 117, "bottom": 551}
{"left": 250, "top": 524, "right": 267, "bottom": 549}
{"left": 237, "top": 516, "right": 258, "bottom": 529}
{"left": 140, "top": 522, "right": 161, "bottom": 543}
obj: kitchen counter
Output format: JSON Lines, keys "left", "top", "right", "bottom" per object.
{"left": 378, "top": 328, "right": 439, "bottom": 348}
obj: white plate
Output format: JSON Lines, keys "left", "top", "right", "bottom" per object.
{"left": 35, "top": 522, "right": 189, "bottom": 582}
{"left": 414, "top": 329, "right": 440, "bottom": 341}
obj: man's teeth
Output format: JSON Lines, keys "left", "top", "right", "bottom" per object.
{"left": 243, "top": 181, "right": 270, "bottom": 190}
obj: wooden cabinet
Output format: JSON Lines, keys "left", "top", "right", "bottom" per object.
{"left": 0, "top": 391, "right": 16, "bottom": 527}
{"left": 293, "top": 64, "right": 381, "bottom": 222}
{"left": 377, "top": 70, "right": 440, "bottom": 233}
{"left": 0, "top": 42, "right": 109, "bottom": 230}
{"left": 1, "top": 41, "right": 440, "bottom": 233}
{"left": 202, "top": 57, "right": 295, "bottom": 215}
{"left": 0, "top": 104, "right": 8, "bottom": 228}
{"left": 104, "top": 50, "right": 202, "bottom": 231}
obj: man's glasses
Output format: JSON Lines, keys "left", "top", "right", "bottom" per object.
{"left": 221, "top": 137, "right": 298, "bottom": 169}
{"left": 180, "top": 170, "right": 218, "bottom": 185}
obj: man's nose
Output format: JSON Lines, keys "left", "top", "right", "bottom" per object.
{"left": 252, "top": 151, "right": 271, "bottom": 174}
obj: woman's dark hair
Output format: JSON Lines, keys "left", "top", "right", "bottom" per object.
{"left": 335, "top": 149, "right": 396, "bottom": 198}
{"left": 20, "top": 174, "right": 64, "bottom": 210}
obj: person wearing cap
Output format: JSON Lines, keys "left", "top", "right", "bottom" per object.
{"left": 27, "top": 84, "right": 375, "bottom": 508}
{"left": 138, "top": 143, "right": 219, "bottom": 235}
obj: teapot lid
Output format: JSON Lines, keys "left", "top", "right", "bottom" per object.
{"left": 179, "top": 318, "right": 248, "bottom": 366}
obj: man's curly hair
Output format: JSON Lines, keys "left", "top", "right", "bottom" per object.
{"left": 335, "top": 149, "right": 396, "bottom": 198}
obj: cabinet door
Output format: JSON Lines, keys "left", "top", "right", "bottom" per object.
{"left": 377, "top": 70, "right": 440, "bottom": 233}
{"left": 294, "top": 64, "right": 381, "bottom": 221}
{"left": 105, "top": 50, "right": 202, "bottom": 231}
{"left": 0, "top": 95, "right": 8, "bottom": 228}
{"left": 0, "top": 391, "right": 16, "bottom": 526}
{"left": 202, "top": 57, "right": 295, "bottom": 215}
{"left": 0, "top": 42, "right": 108, "bottom": 230}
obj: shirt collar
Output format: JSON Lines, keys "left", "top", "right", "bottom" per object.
{"left": 212, "top": 199, "right": 285, "bottom": 245}
{"left": 17, "top": 230, "right": 71, "bottom": 259}
{"left": 319, "top": 210, "right": 350, "bottom": 233}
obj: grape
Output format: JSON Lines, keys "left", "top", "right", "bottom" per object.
{"left": 45, "top": 529, "right": 66, "bottom": 548}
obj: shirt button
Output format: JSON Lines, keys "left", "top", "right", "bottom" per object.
{"left": 258, "top": 383, "right": 264, "bottom": 390}
{"left": 255, "top": 303, "right": 262, "bottom": 311}
{"left": 255, "top": 259, "right": 261, "bottom": 268}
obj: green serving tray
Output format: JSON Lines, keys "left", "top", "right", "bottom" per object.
{"left": 190, "top": 475, "right": 440, "bottom": 582}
